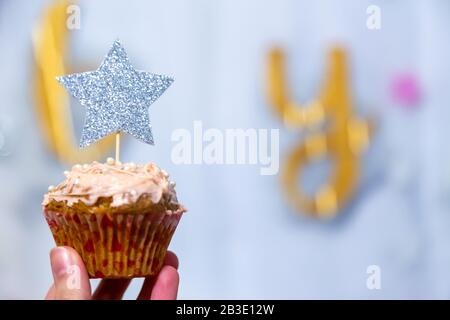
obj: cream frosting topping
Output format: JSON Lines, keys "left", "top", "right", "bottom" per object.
{"left": 43, "top": 159, "right": 178, "bottom": 207}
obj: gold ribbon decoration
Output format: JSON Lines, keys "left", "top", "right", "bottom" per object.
{"left": 267, "top": 47, "right": 373, "bottom": 219}
{"left": 32, "top": 0, "right": 114, "bottom": 164}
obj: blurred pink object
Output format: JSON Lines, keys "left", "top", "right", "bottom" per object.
{"left": 390, "top": 73, "right": 421, "bottom": 108}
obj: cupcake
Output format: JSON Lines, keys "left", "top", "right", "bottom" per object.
{"left": 43, "top": 159, "right": 186, "bottom": 278}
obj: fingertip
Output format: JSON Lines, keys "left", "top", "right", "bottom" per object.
{"left": 50, "top": 247, "right": 85, "bottom": 278}
{"left": 165, "top": 251, "right": 179, "bottom": 269}
{"left": 50, "top": 246, "right": 82, "bottom": 265}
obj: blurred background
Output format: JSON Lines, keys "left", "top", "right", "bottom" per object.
{"left": 1, "top": 0, "right": 450, "bottom": 299}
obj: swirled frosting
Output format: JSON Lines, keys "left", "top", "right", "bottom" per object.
{"left": 43, "top": 160, "right": 179, "bottom": 207}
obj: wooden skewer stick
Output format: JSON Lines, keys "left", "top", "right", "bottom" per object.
{"left": 115, "top": 132, "right": 120, "bottom": 163}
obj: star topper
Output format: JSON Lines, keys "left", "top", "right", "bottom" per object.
{"left": 57, "top": 39, "right": 173, "bottom": 148}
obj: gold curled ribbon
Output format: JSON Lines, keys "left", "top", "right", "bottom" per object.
{"left": 267, "top": 47, "right": 373, "bottom": 219}
{"left": 32, "top": 0, "right": 113, "bottom": 164}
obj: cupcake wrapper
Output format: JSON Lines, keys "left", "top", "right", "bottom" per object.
{"left": 44, "top": 209, "right": 182, "bottom": 278}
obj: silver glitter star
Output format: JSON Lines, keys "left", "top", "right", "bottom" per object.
{"left": 57, "top": 39, "right": 173, "bottom": 147}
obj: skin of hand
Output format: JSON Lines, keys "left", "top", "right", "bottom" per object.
{"left": 45, "top": 246, "right": 179, "bottom": 300}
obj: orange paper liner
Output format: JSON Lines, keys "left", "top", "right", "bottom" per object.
{"left": 44, "top": 208, "right": 182, "bottom": 278}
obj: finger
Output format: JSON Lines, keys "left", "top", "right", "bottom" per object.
{"left": 137, "top": 251, "right": 179, "bottom": 300}
{"left": 151, "top": 266, "right": 179, "bottom": 300}
{"left": 165, "top": 251, "right": 179, "bottom": 270}
{"left": 45, "top": 284, "right": 55, "bottom": 300}
{"left": 138, "top": 266, "right": 179, "bottom": 300}
{"left": 49, "top": 246, "right": 91, "bottom": 300}
{"left": 137, "top": 276, "right": 157, "bottom": 300}
{"left": 92, "top": 279, "right": 131, "bottom": 300}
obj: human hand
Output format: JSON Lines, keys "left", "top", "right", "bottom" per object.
{"left": 45, "top": 246, "right": 179, "bottom": 300}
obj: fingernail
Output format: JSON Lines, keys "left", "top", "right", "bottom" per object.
{"left": 50, "top": 247, "right": 74, "bottom": 279}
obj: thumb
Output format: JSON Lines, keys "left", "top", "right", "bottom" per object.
{"left": 49, "top": 246, "right": 91, "bottom": 300}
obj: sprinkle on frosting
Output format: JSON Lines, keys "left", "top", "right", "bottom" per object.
{"left": 43, "top": 160, "right": 179, "bottom": 207}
